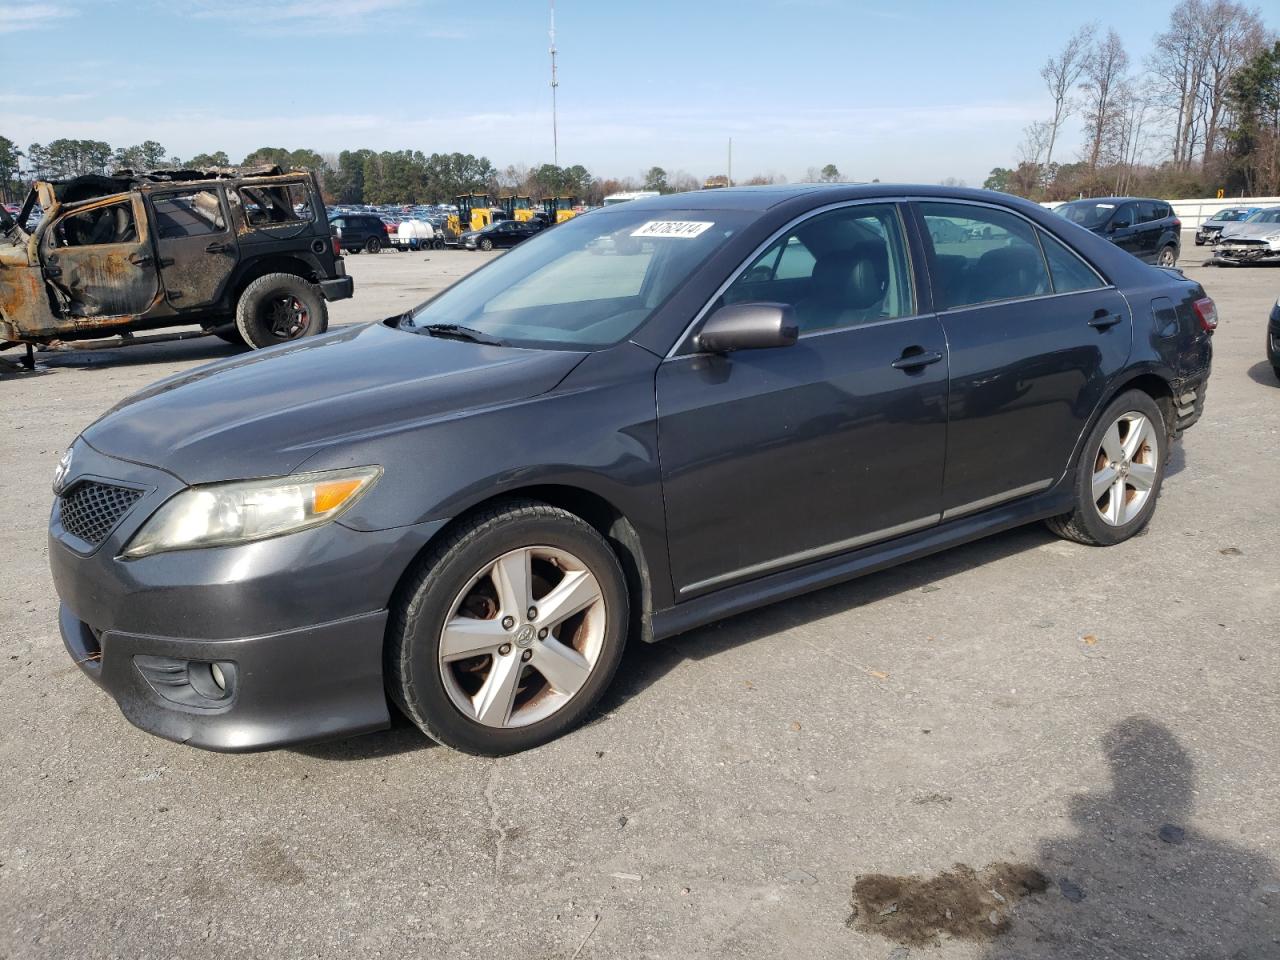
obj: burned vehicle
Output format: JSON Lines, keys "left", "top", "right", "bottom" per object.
{"left": 0, "top": 166, "right": 352, "bottom": 357}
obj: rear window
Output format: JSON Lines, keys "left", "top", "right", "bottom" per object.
{"left": 235, "top": 181, "right": 314, "bottom": 227}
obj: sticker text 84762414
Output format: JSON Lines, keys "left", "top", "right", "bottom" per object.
{"left": 630, "top": 221, "right": 714, "bottom": 239}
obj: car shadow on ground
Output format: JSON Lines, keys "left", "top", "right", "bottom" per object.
{"left": 292, "top": 711, "right": 439, "bottom": 761}
{"left": 1246, "top": 360, "right": 1279, "bottom": 387}
{"left": 977, "top": 716, "right": 1280, "bottom": 959}
{"left": 601, "top": 520, "right": 1060, "bottom": 716}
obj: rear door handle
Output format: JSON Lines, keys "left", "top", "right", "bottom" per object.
{"left": 1088, "top": 309, "right": 1123, "bottom": 330}
{"left": 891, "top": 347, "right": 944, "bottom": 371}
{"left": 205, "top": 241, "right": 233, "bottom": 254}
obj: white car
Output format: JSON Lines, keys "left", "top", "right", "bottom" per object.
{"left": 1215, "top": 207, "right": 1280, "bottom": 264}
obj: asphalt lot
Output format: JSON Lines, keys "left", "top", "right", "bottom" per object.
{"left": 2, "top": 240, "right": 1278, "bottom": 959}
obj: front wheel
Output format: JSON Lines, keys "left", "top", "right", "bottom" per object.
{"left": 386, "top": 501, "right": 629, "bottom": 755}
{"left": 1046, "top": 390, "right": 1167, "bottom": 546}
{"left": 234, "top": 273, "right": 328, "bottom": 349}
{"left": 1157, "top": 245, "right": 1178, "bottom": 267}
{"left": 479, "top": 237, "right": 494, "bottom": 251}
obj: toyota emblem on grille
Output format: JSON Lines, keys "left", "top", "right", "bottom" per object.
{"left": 52, "top": 447, "right": 74, "bottom": 495}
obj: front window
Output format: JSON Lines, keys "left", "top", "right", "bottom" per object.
{"left": 1245, "top": 209, "right": 1280, "bottom": 224}
{"left": 1215, "top": 209, "right": 1251, "bottom": 222}
{"left": 1056, "top": 200, "right": 1118, "bottom": 229}
{"left": 717, "top": 203, "right": 914, "bottom": 333}
{"left": 406, "top": 208, "right": 752, "bottom": 348}
{"left": 53, "top": 199, "right": 137, "bottom": 247}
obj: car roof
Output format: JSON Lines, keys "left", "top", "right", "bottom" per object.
{"left": 621, "top": 183, "right": 1066, "bottom": 213}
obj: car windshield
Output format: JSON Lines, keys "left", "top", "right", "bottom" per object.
{"left": 1213, "top": 209, "right": 1252, "bottom": 222}
{"left": 1055, "top": 200, "right": 1118, "bottom": 228}
{"left": 406, "top": 207, "right": 751, "bottom": 348}
{"left": 1244, "top": 209, "right": 1280, "bottom": 224}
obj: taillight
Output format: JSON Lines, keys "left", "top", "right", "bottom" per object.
{"left": 332, "top": 235, "right": 341, "bottom": 255}
{"left": 1192, "top": 296, "right": 1218, "bottom": 333}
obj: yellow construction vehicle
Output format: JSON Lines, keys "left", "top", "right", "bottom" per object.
{"left": 499, "top": 195, "right": 535, "bottom": 222}
{"left": 702, "top": 175, "right": 730, "bottom": 189}
{"left": 447, "top": 194, "right": 495, "bottom": 238}
{"left": 541, "top": 196, "right": 578, "bottom": 224}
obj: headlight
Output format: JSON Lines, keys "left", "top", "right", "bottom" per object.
{"left": 122, "top": 466, "right": 381, "bottom": 558}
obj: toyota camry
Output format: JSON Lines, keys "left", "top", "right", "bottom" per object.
{"left": 49, "top": 185, "right": 1214, "bottom": 755}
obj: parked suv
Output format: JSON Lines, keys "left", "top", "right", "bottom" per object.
{"left": 329, "top": 213, "right": 390, "bottom": 254}
{"left": 0, "top": 165, "right": 351, "bottom": 353}
{"left": 1056, "top": 197, "right": 1181, "bottom": 267}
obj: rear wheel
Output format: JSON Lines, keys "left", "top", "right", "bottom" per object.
{"left": 365, "top": 236, "right": 382, "bottom": 254}
{"left": 234, "top": 273, "right": 328, "bottom": 349}
{"left": 387, "top": 501, "right": 629, "bottom": 755}
{"left": 1046, "top": 390, "right": 1167, "bottom": 546}
{"left": 1157, "top": 245, "right": 1177, "bottom": 267}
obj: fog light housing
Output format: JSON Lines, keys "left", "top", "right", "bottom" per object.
{"left": 134, "top": 656, "right": 237, "bottom": 707}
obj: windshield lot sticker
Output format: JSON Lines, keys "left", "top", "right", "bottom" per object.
{"left": 631, "top": 220, "right": 714, "bottom": 239}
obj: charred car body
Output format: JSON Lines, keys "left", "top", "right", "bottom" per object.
{"left": 0, "top": 165, "right": 352, "bottom": 356}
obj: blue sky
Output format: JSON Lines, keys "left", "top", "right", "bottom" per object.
{"left": 1, "top": 0, "right": 1275, "bottom": 185}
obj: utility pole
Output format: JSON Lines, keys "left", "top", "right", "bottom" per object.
{"left": 727, "top": 137, "right": 732, "bottom": 187}
{"left": 549, "top": 0, "right": 559, "bottom": 167}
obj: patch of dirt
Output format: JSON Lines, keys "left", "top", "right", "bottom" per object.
{"left": 847, "top": 862, "right": 1049, "bottom": 946}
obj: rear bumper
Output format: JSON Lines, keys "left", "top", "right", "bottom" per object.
{"left": 319, "top": 276, "right": 354, "bottom": 301}
{"left": 1172, "top": 367, "right": 1210, "bottom": 437}
{"left": 60, "top": 604, "right": 390, "bottom": 752}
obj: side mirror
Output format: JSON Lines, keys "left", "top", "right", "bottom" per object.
{"left": 696, "top": 302, "right": 798, "bottom": 353}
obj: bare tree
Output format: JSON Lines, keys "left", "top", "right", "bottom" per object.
{"left": 1081, "top": 29, "right": 1131, "bottom": 172}
{"left": 1200, "top": 0, "right": 1266, "bottom": 162}
{"left": 1151, "top": 0, "right": 1210, "bottom": 168}
{"left": 1040, "top": 24, "right": 1096, "bottom": 172}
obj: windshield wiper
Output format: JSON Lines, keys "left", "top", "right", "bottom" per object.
{"left": 417, "top": 322, "right": 507, "bottom": 346}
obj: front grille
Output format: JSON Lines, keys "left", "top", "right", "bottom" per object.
{"left": 59, "top": 481, "right": 142, "bottom": 545}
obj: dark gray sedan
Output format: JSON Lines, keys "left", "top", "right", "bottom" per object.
{"left": 50, "top": 185, "right": 1214, "bottom": 755}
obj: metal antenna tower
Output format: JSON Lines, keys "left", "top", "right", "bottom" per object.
{"left": 549, "top": 0, "right": 559, "bottom": 166}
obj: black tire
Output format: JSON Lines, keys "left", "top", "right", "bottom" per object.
{"left": 1194, "top": 238, "right": 1204, "bottom": 246}
{"left": 1157, "top": 244, "right": 1178, "bottom": 267}
{"left": 386, "top": 500, "right": 629, "bottom": 755}
{"left": 1046, "top": 389, "right": 1168, "bottom": 546}
{"left": 234, "top": 273, "right": 328, "bottom": 350}
{"left": 1272, "top": 364, "right": 1280, "bottom": 382}
{"left": 365, "top": 236, "right": 382, "bottom": 254}
{"left": 479, "top": 237, "right": 494, "bottom": 251}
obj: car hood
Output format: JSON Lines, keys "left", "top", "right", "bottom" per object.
{"left": 81, "top": 322, "right": 588, "bottom": 484}
{"left": 1220, "top": 222, "right": 1280, "bottom": 240}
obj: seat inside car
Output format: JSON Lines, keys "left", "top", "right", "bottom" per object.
{"left": 795, "top": 242, "right": 887, "bottom": 331}
{"left": 965, "top": 245, "right": 1047, "bottom": 304}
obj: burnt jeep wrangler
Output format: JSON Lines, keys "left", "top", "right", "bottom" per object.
{"left": 0, "top": 165, "right": 351, "bottom": 358}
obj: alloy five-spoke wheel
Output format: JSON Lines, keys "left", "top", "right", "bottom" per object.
{"left": 1158, "top": 246, "right": 1177, "bottom": 267}
{"left": 1047, "top": 389, "right": 1168, "bottom": 546}
{"left": 439, "top": 546, "right": 606, "bottom": 728}
{"left": 387, "top": 501, "right": 629, "bottom": 755}
{"left": 1092, "top": 411, "right": 1159, "bottom": 526}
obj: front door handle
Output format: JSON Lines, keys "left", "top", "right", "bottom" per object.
{"left": 128, "top": 252, "right": 152, "bottom": 266}
{"left": 891, "top": 347, "right": 944, "bottom": 371}
{"left": 205, "top": 240, "right": 233, "bottom": 254}
{"left": 1088, "top": 308, "right": 1123, "bottom": 330}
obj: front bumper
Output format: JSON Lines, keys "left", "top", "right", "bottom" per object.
{"left": 1214, "top": 241, "right": 1280, "bottom": 264}
{"left": 60, "top": 604, "right": 390, "bottom": 751}
{"left": 48, "top": 440, "right": 446, "bottom": 751}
